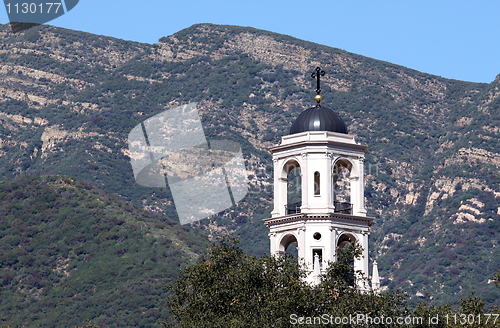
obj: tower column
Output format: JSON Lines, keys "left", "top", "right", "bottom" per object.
{"left": 297, "top": 227, "right": 306, "bottom": 262}
{"left": 324, "top": 153, "right": 335, "bottom": 212}
{"left": 269, "top": 232, "right": 277, "bottom": 255}
{"left": 271, "top": 159, "right": 281, "bottom": 217}
{"left": 361, "top": 232, "right": 369, "bottom": 276}
{"left": 273, "top": 158, "right": 293, "bottom": 217}
{"left": 350, "top": 175, "right": 360, "bottom": 215}
{"left": 350, "top": 157, "right": 367, "bottom": 217}
{"left": 300, "top": 153, "right": 310, "bottom": 212}
{"left": 357, "top": 158, "right": 367, "bottom": 216}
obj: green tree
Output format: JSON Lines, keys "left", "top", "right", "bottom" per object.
{"left": 412, "top": 294, "right": 499, "bottom": 328}
{"left": 321, "top": 242, "right": 362, "bottom": 290}
{"left": 164, "top": 238, "right": 407, "bottom": 328}
{"left": 164, "top": 237, "right": 313, "bottom": 328}
{"left": 165, "top": 238, "right": 499, "bottom": 328}
{"left": 313, "top": 243, "right": 408, "bottom": 326}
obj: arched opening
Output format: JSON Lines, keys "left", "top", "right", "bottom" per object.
{"left": 285, "top": 160, "right": 301, "bottom": 214}
{"left": 278, "top": 233, "right": 298, "bottom": 257}
{"left": 332, "top": 159, "right": 352, "bottom": 214}
{"left": 314, "top": 171, "right": 320, "bottom": 195}
{"left": 336, "top": 233, "right": 357, "bottom": 286}
{"left": 337, "top": 233, "right": 355, "bottom": 249}
{"left": 286, "top": 242, "right": 298, "bottom": 257}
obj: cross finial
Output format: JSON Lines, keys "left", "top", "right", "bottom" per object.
{"left": 311, "top": 67, "right": 325, "bottom": 104}
{"left": 311, "top": 67, "right": 325, "bottom": 95}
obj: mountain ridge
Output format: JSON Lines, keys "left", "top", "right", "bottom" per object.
{"left": 0, "top": 22, "right": 498, "bottom": 319}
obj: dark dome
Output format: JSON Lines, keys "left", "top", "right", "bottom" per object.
{"left": 290, "top": 106, "right": 348, "bottom": 134}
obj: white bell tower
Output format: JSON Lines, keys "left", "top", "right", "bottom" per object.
{"left": 264, "top": 68, "right": 379, "bottom": 288}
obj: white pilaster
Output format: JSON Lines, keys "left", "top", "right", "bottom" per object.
{"left": 357, "top": 158, "right": 367, "bottom": 216}
{"left": 300, "top": 152, "right": 309, "bottom": 212}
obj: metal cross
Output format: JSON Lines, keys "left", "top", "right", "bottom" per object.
{"left": 311, "top": 67, "right": 325, "bottom": 94}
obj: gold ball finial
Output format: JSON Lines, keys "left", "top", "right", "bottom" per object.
{"left": 314, "top": 94, "right": 323, "bottom": 103}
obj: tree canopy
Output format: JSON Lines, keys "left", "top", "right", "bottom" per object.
{"left": 163, "top": 238, "right": 406, "bottom": 327}
{"left": 164, "top": 238, "right": 499, "bottom": 328}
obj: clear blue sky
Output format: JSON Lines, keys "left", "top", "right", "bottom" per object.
{"left": 2, "top": 0, "right": 500, "bottom": 83}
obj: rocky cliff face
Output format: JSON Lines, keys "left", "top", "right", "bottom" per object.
{"left": 0, "top": 23, "right": 498, "bottom": 307}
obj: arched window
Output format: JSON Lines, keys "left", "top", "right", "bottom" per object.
{"left": 337, "top": 234, "right": 354, "bottom": 249}
{"left": 314, "top": 171, "right": 320, "bottom": 195}
{"left": 286, "top": 162, "right": 301, "bottom": 214}
{"left": 332, "top": 160, "right": 352, "bottom": 214}
{"left": 279, "top": 234, "right": 298, "bottom": 257}
{"left": 336, "top": 233, "right": 356, "bottom": 286}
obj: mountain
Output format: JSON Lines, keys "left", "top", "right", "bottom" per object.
{"left": 0, "top": 22, "right": 498, "bottom": 314}
{"left": 0, "top": 175, "right": 209, "bottom": 327}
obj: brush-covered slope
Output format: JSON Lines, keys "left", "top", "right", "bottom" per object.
{"left": 0, "top": 175, "right": 209, "bottom": 327}
{"left": 0, "top": 23, "right": 498, "bottom": 307}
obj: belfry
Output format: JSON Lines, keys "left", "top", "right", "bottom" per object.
{"left": 264, "top": 68, "right": 379, "bottom": 289}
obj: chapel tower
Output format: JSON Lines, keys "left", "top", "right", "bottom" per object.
{"left": 264, "top": 68, "right": 379, "bottom": 288}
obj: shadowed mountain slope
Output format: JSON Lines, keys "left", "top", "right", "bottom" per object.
{"left": 0, "top": 175, "right": 208, "bottom": 327}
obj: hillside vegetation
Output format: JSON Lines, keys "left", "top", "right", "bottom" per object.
{"left": 0, "top": 22, "right": 498, "bottom": 317}
{"left": 0, "top": 175, "right": 209, "bottom": 327}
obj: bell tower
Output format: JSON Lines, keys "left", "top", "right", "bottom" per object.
{"left": 264, "top": 68, "right": 379, "bottom": 288}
